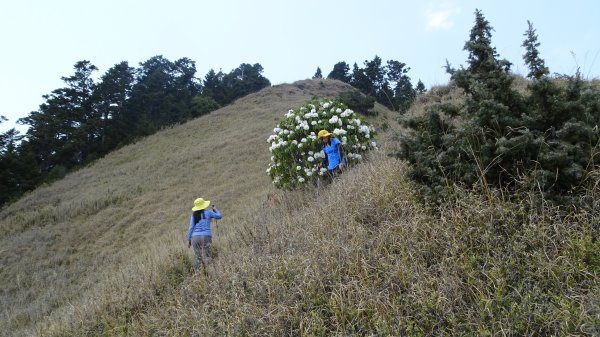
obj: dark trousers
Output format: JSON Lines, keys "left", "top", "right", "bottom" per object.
{"left": 191, "top": 235, "right": 212, "bottom": 271}
{"left": 326, "top": 167, "right": 344, "bottom": 183}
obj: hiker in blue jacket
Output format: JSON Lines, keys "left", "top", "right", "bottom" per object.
{"left": 318, "top": 129, "right": 347, "bottom": 180}
{"left": 187, "top": 197, "right": 222, "bottom": 271}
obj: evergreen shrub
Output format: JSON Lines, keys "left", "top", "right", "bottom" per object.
{"left": 399, "top": 10, "right": 600, "bottom": 204}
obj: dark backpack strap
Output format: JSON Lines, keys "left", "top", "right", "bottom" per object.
{"left": 191, "top": 213, "right": 197, "bottom": 232}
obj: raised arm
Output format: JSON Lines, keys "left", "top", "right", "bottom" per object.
{"left": 209, "top": 207, "right": 222, "bottom": 220}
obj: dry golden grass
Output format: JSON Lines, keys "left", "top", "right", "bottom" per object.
{"left": 0, "top": 79, "right": 399, "bottom": 336}
{"left": 3, "top": 78, "right": 597, "bottom": 336}
{"left": 38, "top": 152, "right": 599, "bottom": 336}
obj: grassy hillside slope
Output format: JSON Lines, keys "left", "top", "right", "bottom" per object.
{"left": 44, "top": 81, "right": 596, "bottom": 337}
{"left": 0, "top": 79, "right": 398, "bottom": 336}
{"left": 2, "top": 78, "right": 597, "bottom": 336}
{"left": 41, "top": 153, "right": 600, "bottom": 336}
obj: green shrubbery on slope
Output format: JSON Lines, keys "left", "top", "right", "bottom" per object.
{"left": 399, "top": 10, "right": 600, "bottom": 206}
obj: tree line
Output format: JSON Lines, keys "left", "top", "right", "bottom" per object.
{"left": 314, "top": 56, "right": 426, "bottom": 113}
{"left": 1, "top": 54, "right": 423, "bottom": 207}
{"left": 0, "top": 56, "right": 270, "bottom": 206}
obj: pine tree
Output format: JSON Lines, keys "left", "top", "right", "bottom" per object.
{"left": 401, "top": 10, "right": 524, "bottom": 197}
{"left": 201, "top": 64, "right": 270, "bottom": 107}
{"left": 19, "top": 60, "right": 99, "bottom": 172}
{"left": 312, "top": 67, "right": 323, "bottom": 79}
{"left": 415, "top": 80, "right": 427, "bottom": 94}
{"left": 202, "top": 69, "right": 226, "bottom": 105}
{"left": 350, "top": 62, "right": 372, "bottom": 95}
{"left": 327, "top": 62, "right": 351, "bottom": 83}
{"left": 0, "top": 117, "right": 40, "bottom": 205}
{"left": 223, "top": 63, "right": 270, "bottom": 102}
{"left": 363, "top": 56, "right": 386, "bottom": 98}
{"left": 93, "top": 61, "right": 135, "bottom": 150}
{"left": 522, "top": 21, "right": 549, "bottom": 79}
{"left": 387, "top": 60, "right": 415, "bottom": 112}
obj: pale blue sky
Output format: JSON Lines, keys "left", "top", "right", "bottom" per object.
{"left": 1, "top": 0, "right": 599, "bottom": 132}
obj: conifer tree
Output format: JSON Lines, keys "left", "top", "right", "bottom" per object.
{"left": 350, "top": 62, "right": 372, "bottom": 95}
{"left": 0, "top": 117, "right": 41, "bottom": 204}
{"left": 19, "top": 60, "right": 99, "bottom": 173}
{"left": 453, "top": 9, "right": 512, "bottom": 95}
{"left": 327, "top": 61, "right": 351, "bottom": 83}
{"left": 312, "top": 67, "right": 323, "bottom": 79}
{"left": 93, "top": 61, "right": 135, "bottom": 151}
{"left": 443, "top": 9, "right": 524, "bottom": 189}
{"left": 415, "top": 80, "right": 427, "bottom": 94}
{"left": 522, "top": 20, "right": 549, "bottom": 79}
{"left": 387, "top": 60, "right": 415, "bottom": 112}
{"left": 465, "top": 10, "right": 499, "bottom": 73}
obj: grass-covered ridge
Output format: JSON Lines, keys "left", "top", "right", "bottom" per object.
{"left": 1, "top": 79, "right": 398, "bottom": 336}
{"left": 1, "top": 77, "right": 598, "bottom": 336}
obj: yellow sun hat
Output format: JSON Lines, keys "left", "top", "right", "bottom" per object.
{"left": 191, "top": 197, "right": 210, "bottom": 211}
{"left": 317, "top": 130, "right": 332, "bottom": 139}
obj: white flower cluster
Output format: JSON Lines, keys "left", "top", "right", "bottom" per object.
{"left": 358, "top": 125, "right": 373, "bottom": 139}
{"left": 329, "top": 115, "right": 342, "bottom": 126}
{"left": 266, "top": 99, "right": 377, "bottom": 189}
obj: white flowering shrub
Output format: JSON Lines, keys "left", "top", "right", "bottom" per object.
{"left": 267, "top": 99, "right": 377, "bottom": 190}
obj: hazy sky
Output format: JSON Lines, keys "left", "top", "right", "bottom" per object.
{"left": 1, "top": 0, "right": 599, "bottom": 132}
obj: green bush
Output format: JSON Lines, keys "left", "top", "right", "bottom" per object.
{"left": 336, "top": 90, "right": 377, "bottom": 116}
{"left": 191, "top": 94, "right": 220, "bottom": 117}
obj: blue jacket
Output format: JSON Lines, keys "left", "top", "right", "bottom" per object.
{"left": 322, "top": 137, "right": 346, "bottom": 170}
{"left": 187, "top": 209, "right": 222, "bottom": 240}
